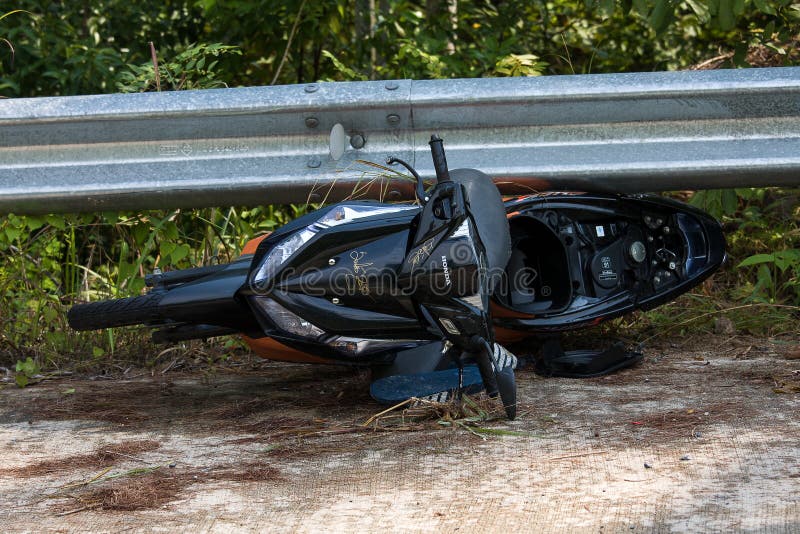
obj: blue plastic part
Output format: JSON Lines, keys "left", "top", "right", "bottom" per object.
{"left": 370, "top": 365, "right": 484, "bottom": 404}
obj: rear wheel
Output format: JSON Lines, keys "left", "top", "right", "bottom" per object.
{"left": 67, "top": 292, "right": 164, "bottom": 331}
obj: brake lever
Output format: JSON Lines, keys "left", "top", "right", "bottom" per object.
{"left": 386, "top": 156, "right": 428, "bottom": 205}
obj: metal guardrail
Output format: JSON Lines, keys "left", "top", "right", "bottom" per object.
{"left": 1, "top": 67, "right": 799, "bottom": 214}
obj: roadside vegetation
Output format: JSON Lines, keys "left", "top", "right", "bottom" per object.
{"left": 1, "top": 1, "right": 798, "bottom": 375}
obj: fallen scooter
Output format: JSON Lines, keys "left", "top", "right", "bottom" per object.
{"left": 68, "top": 135, "right": 726, "bottom": 418}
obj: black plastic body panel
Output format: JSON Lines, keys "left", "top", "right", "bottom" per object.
{"left": 156, "top": 255, "right": 261, "bottom": 334}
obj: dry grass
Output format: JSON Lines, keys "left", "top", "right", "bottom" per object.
{"left": 60, "top": 462, "right": 285, "bottom": 513}
{"left": 362, "top": 393, "right": 507, "bottom": 432}
{"left": 224, "top": 416, "right": 333, "bottom": 444}
{"left": 263, "top": 441, "right": 359, "bottom": 460}
{"left": 208, "top": 462, "right": 285, "bottom": 482}
{"left": 24, "top": 381, "right": 171, "bottom": 425}
{"left": 2, "top": 440, "right": 161, "bottom": 477}
{"left": 689, "top": 39, "right": 800, "bottom": 71}
{"left": 211, "top": 398, "right": 275, "bottom": 419}
{"left": 782, "top": 346, "right": 800, "bottom": 361}
{"left": 71, "top": 470, "right": 189, "bottom": 512}
{"left": 773, "top": 371, "right": 800, "bottom": 394}
{"left": 630, "top": 402, "right": 750, "bottom": 437}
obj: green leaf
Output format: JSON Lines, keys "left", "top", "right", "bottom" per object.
{"left": 632, "top": 0, "right": 650, "bottom": 15}
{"left": 599, "top": 0, "right": 616, "bottom": 17}
{"left": 15, "top": 374, "right": 29, "bottom": 388}
{"left": 4, "top": 226, "right": 21, "bottom": 242}
{"left": 160, "top": 241, "right": 176, "bottom": 261}
{"left": 649, "top": 0, "right": 673, "bottom": 34}
{"left": 162, "top": 221, "right": 179, "bottom": 241}
{"left": 620, "top": 0, "right": 634, "bottom": 14}
{"left": 721, "top": 189, "right": 739, "bottom": 215}
{"left": 171, "top": 244, "right": 190, "bottom": 263}
{"left": 14, "top": 357, "right": 40, "bottom": 387}
{"left": 132, "top": 222, "right": 150, "bottom": 245}
{"left": 321, "top": 50, "right": 368, "bottom": 81}
{"left": 717, "top": 0, "right": 736, "bottom": 31}
{"left": 685, "top": 0, "right": 711, "bottom": 20}
{"left": 755, "top": 264, "right": 774, "bottom": 291}
{"left": 44, "top": 215, "right": 66, "bottom": 230}
{"left": 738, "top": 254, "right": 775, "bottom": 268}
{"left": 25, "top": 216, "right": 46, "bottom": 231}
{"left": 763, "top": 21, "right": 776, "bottom": 41}
{"left": 92, "top": 346, "right": 105, "bottom": 358}
{"left": 15, "top": 356, "right": 39, "bottom": 376}
{"left": 753, "top": 0, "right": 777, "bottom": 15}
{"left": 774, "top": 249, "right": 800, "bottom": 272}
{"left": 734, "top": 188, "right": 761, "bottom": 201}
{"left": 731, "top": 43, "right": 748, "bottom": 67}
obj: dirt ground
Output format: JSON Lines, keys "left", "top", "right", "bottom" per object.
{"left": 1, "top": 334, "right": 799, "bottom": 533}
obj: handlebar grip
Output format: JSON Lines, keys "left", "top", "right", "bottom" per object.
{"left": 428, "top": 134, "right": 451, "bottom": 183}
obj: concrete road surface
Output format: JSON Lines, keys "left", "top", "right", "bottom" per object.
{"left": 1, "top": 335, "right": 798, "bottom": 532}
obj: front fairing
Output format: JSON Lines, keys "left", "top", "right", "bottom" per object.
{"left": 242, "top": 192, "right": 494, "bottom": 362}
{"left": 265, "top": 216, "right": 425, "bottom": 337}
{"left": 242, "top": 201, "right": 433, "bottom": 361}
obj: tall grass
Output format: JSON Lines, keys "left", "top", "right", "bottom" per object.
{"left": 0, "top": 205, "right": 308, "bottom": 368}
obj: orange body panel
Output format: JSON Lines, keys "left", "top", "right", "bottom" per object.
{"left": 490, "top": 300, "right": 534, "bottom": 319}
{"left": 241, "top": 233, "right": 271, "bottom": 255}
{"left": 243, "top": 335, "right": 337, "bottom": 364}
{"left": 494, "top": 327, "right": 531, "bottom": 344}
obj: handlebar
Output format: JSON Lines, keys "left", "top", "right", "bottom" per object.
{"left": 429, "top": 134, "right": 451, "bottom": 183}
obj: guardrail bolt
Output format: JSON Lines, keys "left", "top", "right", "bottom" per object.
{"left": 305, "top": 117, "right": 319, "bottom": 128}
{"left": 386, "top": 114, "right": 401, "bottom": 126}
{"left": 350, "top": 133, "right": 366, "bottom": 149}
{"left": 385, "top": 81, "right": 399, "bottom": 91}
{"left": 309, "top": 193, "right": 322, "bottom": 202}
{"left": 307, "top": 156, "right": 321, "bottom": 168}
{"left": 304, "top": 84, "right": 318, "bottom": 93}
{"left": 387, "top": 190, "right": 401, "bottom": 200}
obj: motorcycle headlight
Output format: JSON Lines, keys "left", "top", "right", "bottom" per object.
{"left": 252, "top": 227, "right": 316, "bottom": 290}
{"left": 250, "top": 297, "right": 324, "bottom": 339}
{"left": 251, "top": 204, "right": 418, "bottom": 290}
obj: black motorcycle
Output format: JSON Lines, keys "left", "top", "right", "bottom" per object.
{"left": 68, "top": 135, "right": 726, "bottom": 419}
